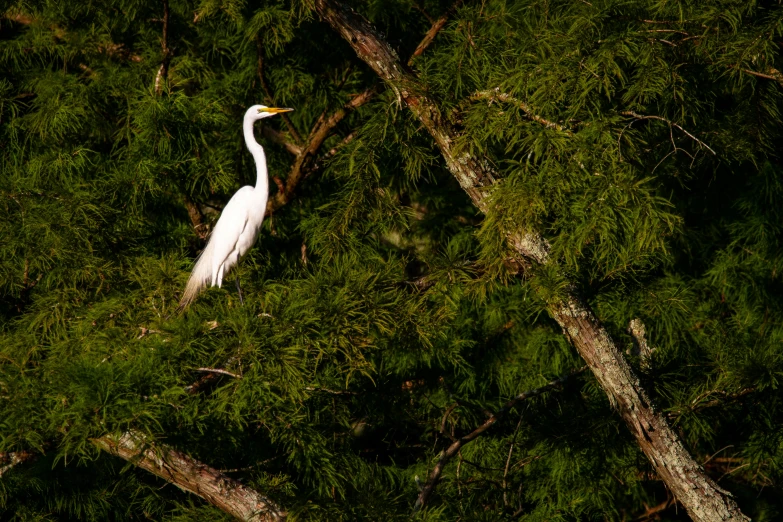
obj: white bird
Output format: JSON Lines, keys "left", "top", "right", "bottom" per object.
{"left": 178, "top": 105, "right": 294, "bottom": 310}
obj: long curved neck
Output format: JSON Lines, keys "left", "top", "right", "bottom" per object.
{"left": 243, "top": 116, "right": 269, "bottom": 196}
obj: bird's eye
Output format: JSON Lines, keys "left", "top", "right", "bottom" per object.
{"left": 257, "top": 108, "right": 264, "bottom": 114}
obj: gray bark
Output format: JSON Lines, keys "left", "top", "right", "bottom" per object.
{"left": 94, "top": 431, "right": 286, "bottom": 522}
{"left": 313, "top": 1, "right": 749, "bottom": 519}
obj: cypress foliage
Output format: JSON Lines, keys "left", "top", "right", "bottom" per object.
{"left": 1, "top": 0, "right": 782, "bottom": 520}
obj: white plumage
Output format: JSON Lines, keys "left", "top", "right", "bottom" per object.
{"left": 178, "top": 105, "right": 293, "bottom": 310}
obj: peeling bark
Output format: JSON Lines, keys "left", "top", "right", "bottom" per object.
{"left": 314, "top": 1, "right": 749, "bottom": 519}
{"left": 93, "top": 431, "right": 286, "bottom": 522}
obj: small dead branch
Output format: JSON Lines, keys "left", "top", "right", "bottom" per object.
{"left": 408, "top": 0, "right": 464, "bottom": 66}
{"left": 194, "top": 367, "right": 242, "bottom": 379}
{"left": 154, "top": 0, "right": 172, "bottom": 95}
{"left": 413, "top": 366, "right": 588, "bottom": 511}
{"left": 471, "top": 88, "right": 570, "bottom": 133}
{"left": 619, "top": 111, "right": 716, "bottom": 156}
{"left": 627, "top": 318, "right": 655, "bottom": 370}
{"left": 668, "top": 387, "right": 756, "bottom": 420}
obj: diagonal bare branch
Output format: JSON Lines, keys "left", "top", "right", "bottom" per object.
{"left": 267, "top": 87, "right": 376, "bottom": 213}
{"left": 414, "top": 367, "right": 587, "bottom": 511}
{"left": 471, "top": 88, "right": 571, "bottom": 132}
{"left": 408, "top": 0, "right": 464, "bottom": 66}
{"left": 93, "top": 431, "right": 286, "bottom": 521}
{"left": 620, "top": 111, "right": 716, "bottom": 155}
{"left": 261, "top": 126, "right": 303, "bottom": 156}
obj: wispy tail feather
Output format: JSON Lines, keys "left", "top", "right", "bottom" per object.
{"left": 177, "top": 239, "right": 216, "bottom": 312}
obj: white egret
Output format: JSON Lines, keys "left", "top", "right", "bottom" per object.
{"left": 178, "top": 105, "right": 294, "bottom": 310}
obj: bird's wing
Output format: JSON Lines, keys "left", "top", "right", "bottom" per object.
{"left": 209, "top": 186, "right": 255, "bottom": 275}
{"left": 178, "top": 187, "right": 254, "bottom": 310}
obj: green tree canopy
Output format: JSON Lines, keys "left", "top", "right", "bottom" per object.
{"left": 1, "top": 0, "right": 782, "bottom": 520}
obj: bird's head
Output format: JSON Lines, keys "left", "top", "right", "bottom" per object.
{"left": 247, "top": 104, "right": 294, "bottom": 121}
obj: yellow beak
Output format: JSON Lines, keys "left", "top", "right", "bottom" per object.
{"left": 258, "top": 107, "right": 294, "bottom": 114}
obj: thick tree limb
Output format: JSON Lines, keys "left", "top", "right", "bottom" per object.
{"left": 414, "top": 367, "right": 587, "bottom": 511}
{"left": 314, "top": 1, "right": 750, "bottom": 520}
{"left": 93, "top": 431, "right": 285, "bottom": 522}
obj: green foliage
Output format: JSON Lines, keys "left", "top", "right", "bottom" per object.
{"left": 1, "top": 0, "right": 783, "bottom": 520}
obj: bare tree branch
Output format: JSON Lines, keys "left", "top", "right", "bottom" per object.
{"left": 261, "top": 126, "right": 303, "bottom": 156}
{"left": 668, "top": 387, "right": 757, "bottom": 420}
{"left": 472, "top": 88, "right": 570, "bottom": 132}
{"left": 413, "top": 367, "right": 588, "bottom": 511}
{"left": 267, "top": 87, "right": 376, "bottom": 213}
{"left": 313, "top": 2, "right": 750, "bottom": 520}
{"left": 627, "top": 318, "right": 655, "bottom": 370}
{"left": 408, "top": 0, "right": 463, "bottom": 66}
{"left": 154, "top": 0, "right": 172, "bottom": 95}
{"left": 0, "top": 451, "right": 34, "bottom": 478}
{"left": 93, "top": 431, "right": 286, "bottom": 522}
{"left": 738, "top": 66, "right": 783, "bottom": 85}
{"left": 194, "top": 367, "right": 242, "bottom": 379}
{"left": 620, "top": 111, "right": 716, "bottom": 155}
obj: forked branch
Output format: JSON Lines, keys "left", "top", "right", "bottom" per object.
{"left": 413, "top": 367, "right": 587, "bottom": 511}
{"left": 267, "top": 87, "right": 376, "bottom": 212}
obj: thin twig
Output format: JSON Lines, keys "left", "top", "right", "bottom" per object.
{"left": 502, "top": 416, "right": 523, "bottom": 508}
{"left": 413, "top": 366, "right": 588, "bottom": 511}
{"left": 619, "top": 111, "right": 716, "bottom": 155}
{"left": 471, "top": 88, "right": 570, "bottom": 133}
{"left": 668, "top": 387, "right": 756, "bottom": 419}
{"left": 194, "top": 367, "right": 242, "bottom": 379}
